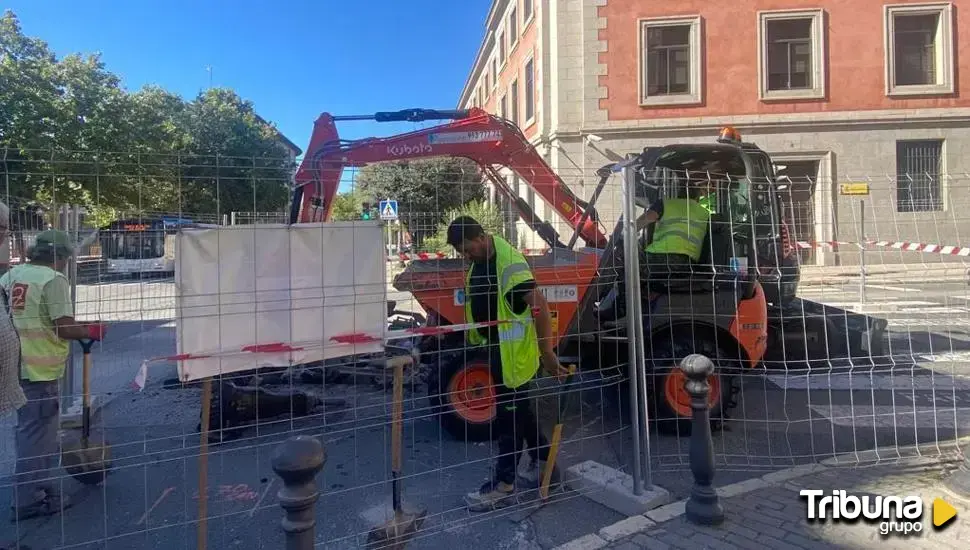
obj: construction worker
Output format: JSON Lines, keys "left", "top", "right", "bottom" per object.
{"left": 636, "top": 175, "right": 715, "bottom": 270}
{"left": 0, "top": 201, "right": 26, "bottom": 418}
{"left": 2, "top": 230, "right": 107, "bottom": 520}
{"left": 445, "top": 216, "right": 567, "bottom": 511}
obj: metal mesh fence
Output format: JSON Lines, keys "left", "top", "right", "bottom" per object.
{"left": 0, "top": 147, "right": 968, "bottom": 548}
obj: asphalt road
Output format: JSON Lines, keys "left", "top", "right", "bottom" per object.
{"left": 3, "top": 272, "right": 970, "bottom": 549}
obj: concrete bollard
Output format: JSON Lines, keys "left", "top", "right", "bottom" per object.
{"left": 943, "top": 441, "right": 970, "bottom": 500}
{"left": 680, "top": 354, "right": 725, "bottom": 526}
{"left": 272, "top": 435, "right": 326, "bottom": 550}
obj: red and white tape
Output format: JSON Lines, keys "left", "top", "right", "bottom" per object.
{"left": 795, "top": 240, "right": 851, "bottom": 250}
{"left": 871, "top": 240, "right": 970, "bottom": 256}
{"left": 389, "top": 248, "right": 549, "bottom": 262}
{"left": 794, "top": 239, "right": 970, "bottom": 256}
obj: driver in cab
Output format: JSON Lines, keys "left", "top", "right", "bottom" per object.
{"left": 636, "top": 174, "right": 717, "bottom": 270}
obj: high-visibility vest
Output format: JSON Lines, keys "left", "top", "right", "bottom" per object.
{"left": 464, "top": 235, "right": 540, "bottom": 390}
{"left": 645, "top": 198, "right": 711, "bottom": 262}
{"left": 1, "top": 264, "right": 70, "bottom": 381}
{"left": 698, "top": 193, "right": 716, "bottom": 214}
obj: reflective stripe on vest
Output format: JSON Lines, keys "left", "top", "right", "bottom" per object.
{"left": 2, "top": 264, "right": 70, "bottom": 381}
{"left": 464, "top": 235, "right": 540, "bottom": 389}
{"left": 645, "top": 198, "right": 711, "bottom": 262}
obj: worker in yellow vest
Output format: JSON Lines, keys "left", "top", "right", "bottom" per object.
{"left": 636, "top": 176, "right": 715, "bottom": 269}
{"left": 445, "top": 216, "right": 567, "bottom": 512}
{"left": 2, "top": 230, "right": 107, "bottom": 520}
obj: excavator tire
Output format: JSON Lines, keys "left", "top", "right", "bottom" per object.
{"left": 645, "top": 330, "right": 741, "bottom": 436}
{"left": 427, "top": 353, "right": 497, "bottom": 442}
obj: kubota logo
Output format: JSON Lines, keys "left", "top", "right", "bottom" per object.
{"left": 387, "top": 143, "right": 432, "bottom": 156}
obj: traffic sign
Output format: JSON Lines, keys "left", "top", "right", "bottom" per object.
{"left": 839, "top": 182, "right": 870, "bottom": 196}
{"left": 379, "top": 199, "right": 399, "bottom": 220}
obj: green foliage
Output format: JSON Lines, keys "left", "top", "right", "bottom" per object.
{"left": 83, "top": 204, "right": 118, "bottom": 229}
{"left": 329, "top": 189, "right": 364, "bottom": 221}
{"left": 0, "top": 10, "right": 294, "bottom": 216}
{"left": 422, "top": 200, "right": 508, "bottom": 254}
{"left": 356, "top": 157, "right": 485, "bottom": 241}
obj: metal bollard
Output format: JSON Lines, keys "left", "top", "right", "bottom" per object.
{"left": 681, "top": 354, "right": 725, "bottom": 526}
{"left": 943, "top": 441, "right": 970, "bottom": 499}
{"left": 272, "top": 435, "right": 326, "bottom": 550}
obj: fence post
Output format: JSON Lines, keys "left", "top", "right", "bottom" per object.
{"left": 620, "top": 162, "right": 647, "bottom": 495}
{"left": 681, "top": 354, "right": 724, "bottom": 526}
{"left": 272, "top": 435, "right": 326, "bottom": 550}
{"left": 858, "top": 200, "right": 866, "bottom": 307}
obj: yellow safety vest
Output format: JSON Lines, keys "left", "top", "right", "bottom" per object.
{"left": 698, "top": 193, "right": 716, "bottom": 214}
{"left": 464, "top": 236, "right": 540, "bottom": 389}
{"left": 646, "top": 198, "right": 711, "bottom": 262}
{"left": 1, "top": 264, "right": 70, "bottom": 381}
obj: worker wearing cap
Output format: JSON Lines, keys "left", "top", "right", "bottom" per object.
{"left": 2, "top": 229, "right": 107, "bottom": 520}
{"left": 446, "top": 216, "right": 568, "bottom": 512}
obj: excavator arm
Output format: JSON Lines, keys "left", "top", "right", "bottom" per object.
{"left": 290, "top": 108, "right": 608, "bottom": 249}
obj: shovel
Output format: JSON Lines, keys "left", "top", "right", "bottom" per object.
{"left": 366, "top": 356, "right": 427, "bottom": 549}
{"left": 62, "top": 339, "right": 112, "bottom": 485}
{"left": 539, "top": 365, "right": 577, "bottom": 500}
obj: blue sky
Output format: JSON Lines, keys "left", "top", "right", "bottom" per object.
{"left": 5, "top": 0, "right": 490, "bottom": 152}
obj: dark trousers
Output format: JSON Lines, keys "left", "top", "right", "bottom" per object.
{"left": 14, "top": 380, "right": 62, "bottom": 507}
{"left": 486, "top": 346, "right": 549, "bottom": 485}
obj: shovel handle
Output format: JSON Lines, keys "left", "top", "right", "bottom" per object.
{"left": 78, "top": 339, "right": 95, "bottom": 354}
{"left": 81, "top": 345, "right": 92, "bottom": 438}
{"left": 391, "top": 357, "right": 405, "bottom": 475}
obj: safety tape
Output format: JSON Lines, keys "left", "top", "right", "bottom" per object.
{"left": 795, "top": 240, "right": 970, "bottom": 256}
{"left": 871, "top": 240, "right": 970, "bottom": 256}
{"left": 388, "top": 248, "right": 549, "bottom": 262}
{"left": 131, "top": 312, "right": 540, "bottom": 391}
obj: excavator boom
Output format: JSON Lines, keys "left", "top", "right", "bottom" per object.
{"left": 290, "top": 108, "right": 608, "bottom": 248}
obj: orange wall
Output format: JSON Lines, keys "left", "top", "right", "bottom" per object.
{"left": 482, "top": 2, "right": 541, "bottom": 138}
{"left": 598, "top": 0, "right": 969, "bottom": 120}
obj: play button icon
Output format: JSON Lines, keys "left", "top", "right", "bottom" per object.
{"left": 933, "top": 498, "right": 957, "bottom": 528}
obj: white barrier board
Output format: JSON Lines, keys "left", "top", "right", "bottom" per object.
{"left": 174, "top": 222, "right": 386, "bottom": 382}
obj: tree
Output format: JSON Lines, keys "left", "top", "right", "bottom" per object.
{"left": 355, "top": 157, "right": 486, "bottom": 243}
{"left": 329, "top": 189, "right": 364, "bottom": 221}
{"left": 0, "top": 10, "right": 294, "bottom": 218}
{"left": 422, "top": 200, "right": 510, "bottom": 254}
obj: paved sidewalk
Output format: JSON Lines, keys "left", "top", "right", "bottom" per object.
{"left": 557, "top": 453, "right": 970, "bottom": 550}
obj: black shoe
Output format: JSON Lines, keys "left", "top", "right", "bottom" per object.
{"left": 10, "top": 494, "right": 72, "bottom": 522}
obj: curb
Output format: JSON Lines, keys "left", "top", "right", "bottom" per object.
{"left": 551, "top": 438, "right": 970, "bottom": 550}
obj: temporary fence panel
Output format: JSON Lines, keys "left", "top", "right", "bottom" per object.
{"left": 174, "top": 221, "right": 386, "bottom": 381}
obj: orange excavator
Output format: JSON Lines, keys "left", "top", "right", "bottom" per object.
{"left": 289, "top": 108, "right": 883, "bottom": 439}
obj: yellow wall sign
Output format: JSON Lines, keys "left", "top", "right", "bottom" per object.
{"left": 839, "top": 182, "right": 870, "bottom": 196}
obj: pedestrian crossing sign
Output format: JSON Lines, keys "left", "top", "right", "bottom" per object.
{"left": 379, "top": 199, "right": 398, "bottom": 220}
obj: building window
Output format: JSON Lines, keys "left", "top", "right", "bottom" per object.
{"left": 885, "top": 3, "right": 954, "bottom": 96}
{"left": 510, "top": 79, "right": 519, "bottom": 124}
{"left": 509, "top": 6, "right": 518, "bottom": 48}
{"left": 524, "top": 57, "right": 535, "bottom": 123}
{"left": 491, "top": 57, "right": 498, "bottom": 89}
{"left": 499, "top": 94, "right": 507, "bottom": 119}
{"left": 639, "top": 16, "right": 702, "bottom": 106}
{"left": 484, "top": 69, "right": 490, "bottom": 100}
{"left": 758, "top": 9, "right": 825, "bottom": 100}
{"left": 523, "top": 0, "right": 533, "bottom": 26}
{"left": 896, "top": 140, "right": 943, "bottom": 212}
{"left": 498, "top": 29, "right": 506, "bottom": 66}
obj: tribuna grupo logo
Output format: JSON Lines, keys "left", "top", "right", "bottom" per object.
{"left": 801, "top": 490, "right": 957, "bottom": 536}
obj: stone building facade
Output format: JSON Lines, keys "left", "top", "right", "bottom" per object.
{"left": 458, "top": 0, "right": 970, "bottom": 265}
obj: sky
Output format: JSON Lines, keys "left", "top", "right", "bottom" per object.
{"left": 5, "top": 0, "right": 491, "bottom": 153}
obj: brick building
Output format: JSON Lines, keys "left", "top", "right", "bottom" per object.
{"left": 458, "top": 0, "right": 968, "bottom": 265}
